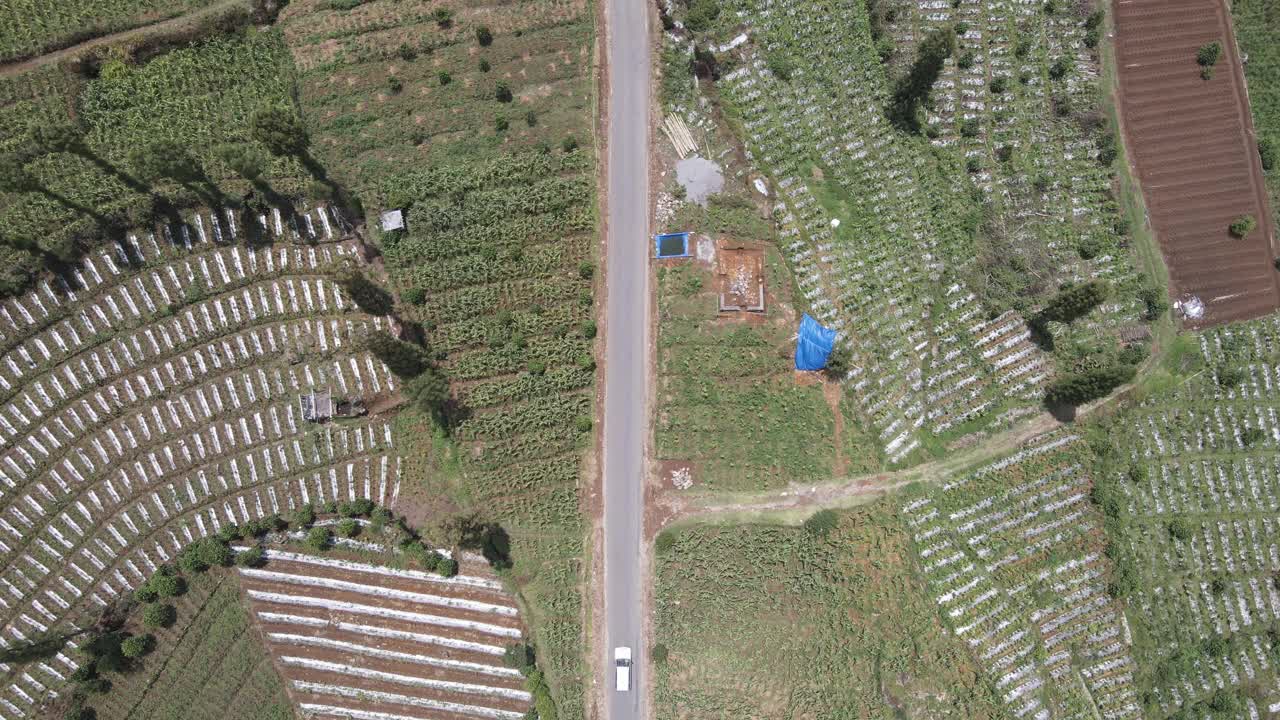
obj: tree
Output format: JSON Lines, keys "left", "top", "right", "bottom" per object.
{"left": 362, "top": 330, "right": 427, "bottom": 378}
{"left": 802, "top": 509, "right": 839, "bottom": 536}
{"left": 177, "top": 538, "right": 232, "bottom": 573}
{"left": 1036, "top": 280, "right": 1110, "bottom": 325}
{"left": 1217, "top": 365, "right": 1246, "bottom": 388}
{"left": 765, "top": 51, "right": 795, "bottom": 80}
{"left": 1044, "top": 363, "right": 1135, "bottom": 407}
{"left": 336, "top": 269, "right": 394, "bottom": 315}
{"left": 887, "top": 27, "right": 955, "bottom": 133}
{"left": 120, "top": 634, "right": 154, "bottom": 659}
{"left": 142, "top": 603, "right": 176, "bottom": 629}
{"left": 404, "top": 368, "right": 449, "bottom": 415}
{"left": 250, "top": 106, "right": 310, "bottom": 157}
{"left": 1229, "top": 214, "right": 1256, "bottom": 238}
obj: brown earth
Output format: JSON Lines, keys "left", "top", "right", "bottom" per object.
{"left": 238, "top": 549, "right": 532, "bottom": 720}
{"left": 1113, "top": 0, "right": 1280, "bottom": 328}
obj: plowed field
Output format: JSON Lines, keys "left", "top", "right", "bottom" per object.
{"left": 1114, "top": 0, "right": 1279, "bottom": 327}
{"left": 239, "top": 548, "right": 530, "bottom": 720}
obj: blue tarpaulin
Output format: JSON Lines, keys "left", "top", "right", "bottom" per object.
{"left": 794, "top": 314, "right": 837, "bottom": 371}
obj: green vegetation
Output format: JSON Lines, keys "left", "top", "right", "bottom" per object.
{"left": 0, "top": 0, "right": 223, "bottom": 63}
{"left": 655, "top": 505, "right": 1004, "bottom": 718}
{"left": 83, "top": 571, "right": 291, "bottom": 720}
{"left": 1229, "top": 214, "right": 1257, "bottom": 238}
{"left": 1233, "top": 0, "right": 1280, "bottom": 223}
{"left": 1087, "top": 315, "right": 1280, "bottom": 714}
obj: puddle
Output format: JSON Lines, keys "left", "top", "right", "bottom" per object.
{"left": 675, "top": 156, "right": 724, "bottom": 207}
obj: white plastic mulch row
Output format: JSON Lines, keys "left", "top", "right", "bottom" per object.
{"left": 300, "top": 703, "right": 520, "bottom": 720}
{"left": 257, "top": 612, "right": 507, "bottom": 656}
{"left": 268, "top": 633, "right": 520, "bottom": 678}
{"left": 254, "top": 546, "right": 501, "bottom": 590}
{"left": 296, "top": 682, "right": 525, "bottom": 720}
{"left": 238, "top": 567, "right": 516, "bottom": 616}
{"left": 280, "top": 656, "right": 530, "bottom": 702}
{"left": 245, "top": 590, "right": 521, "bottom": 638}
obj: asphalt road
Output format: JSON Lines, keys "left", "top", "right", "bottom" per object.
{"left": 602, "top": 0, "right": 649, "bottom": 717}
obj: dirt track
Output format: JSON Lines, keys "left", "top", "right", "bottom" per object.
{"left": 1113, "top": 0, "right": 1280, "bottom": 328}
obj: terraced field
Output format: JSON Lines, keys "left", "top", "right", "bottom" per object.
{"left": 903, "top": 433, "right": 1141, "bottom": 720}
{"left": 0, "top": 205, "right": 404, "bottom": 717}
{"left": 239, "top": 547, "right": 531, "bottom": 720}
{"left": 1093, "top": 313, "right": 1280, "bottom": 715}
{"left": 674, "top": 0, "right": 1146, "bottom": 465}
{"left": 1114, "top": 0, "right": 1280, "bottom": 327}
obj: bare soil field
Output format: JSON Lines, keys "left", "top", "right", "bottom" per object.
{"left": 239, "top": 547, "right": 531, "bottom": 720}
{"left": 1113, "top": 0, "right": 1280, "bottom": 327}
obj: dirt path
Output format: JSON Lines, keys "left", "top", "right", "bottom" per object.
{"left": 0, "top": 0, "right": 247, "bottom": 79}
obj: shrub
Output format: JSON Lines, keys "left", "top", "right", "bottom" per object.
{"left": 575, "top": 416, "right": 593, "bottom": 433}
{"left": 235, "top": 546, "right": 265, "bottom": 567}
{"left": 120, "top": 635, "right": 154, "bottom": 659}
{"left": 1049, "top": 56, "right": 1074, "bottom": 80}
{"left": 336, "top": 519, "right": 361, "bottom": 538}
{"left": 1210, "top": 574, "right": 1229, "bottom": 596}
{"left": 684, "top": 0, "right": 720, "bottom": 32}
{"left": 824, "top": 345, "right": 852, "bottom": 379}
{"left": 494, "top": 115, "right": 509, "bottom": 132}
{"left": 495, "top": 81, "right": 513, "bottom": 103}
{"left": 959, "top": 118, "right": 980, "bottom": 137}
{"left": 142, "top": 603, "right": 176, "bottom": 629}
{"left": 306, "top": 527, "right": 333, "bottom": 551}
{"left": 655, "top": 532, "right": 675, "bottom": 553}
{"left": 402, "top": 286, "right": 426, "bottom": 305}
{"left": 178, "top": 538, "right": 231, "bottom": 573}
{"left": 578, "top": 262, "right": 594, "bottom": 280}
{"left": 387, "top": 76, "right": 403, "bottom": 94}
{"left": 802, "top": 509, "right": 839, "bottom": 536}
{"left": 437, "top": 557, "right": 458, "bottom": 577}
{"left": 1197, "top": 41, "right": 1222, "bottom": 67}
{"left": 64, "top": 708, "right": 96, "bottom": 720}
{"left": 292, "top": 503, "right": 316, "bottom": 529}
{"left": 432, "top": 7, "right": 453, "bottom": 27}
{"left": 1241, "top": 426, "right": 1265, "bottom": 447}
{"left": 581, "top": 320, "right": 598, "bottom": 339}
{"left": 397, "top": 43, "right": 417, "bottom": 61}
{"left": 1203, "top": 634, "right": 1230, "bottom": 658}
{"left": 957, "top": 51, "right": 975, "bottom": 69}
{"left": 1217, "top": 365, "right": 1246, "bottom": 388}
{"left": 652, "top": 643, "right": 669, "bottom": 664}
{"left": 1260, "top": 138, "right": 1276, "bottom": 171}
{"left": 989, "top": 76, "right": 1008, "bottom": 94}
{"left": 525, "top": 110, "right": 537, "bottom": 127}
{"left": 479, "top": 58, "right": 491, "bottom": 72}
{"left": 765, "top": 51, "right": 795, "bottom": 80}
{"left": 966, "top": 156, "right": 981, "bottom": 174}
{"left": 1229, "top": 214, "right": 1256, "bottom": 238}
{"left": 150, "top": 574, "right": 184, "bottom": 598}
{"left": 1137, "top": 287, "right": 1169, "bottom": 321}
{"left": 438, "top": 71, "right": 451, "bottom": 86}
{"left": 476, "top": 26, "right": 493, "bottom": 46}
{"left": 505, "top": 643, "right": 536, "bottom": 672}
{"left": 1167, "top": 517, "right": 1195, "bottom": 541}
{"left": 561, "top": 135, "right": 579, "bottom": 153}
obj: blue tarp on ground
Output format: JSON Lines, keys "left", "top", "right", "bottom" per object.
{"left": 794, "top": 314, "right": 837, "bottom": 371}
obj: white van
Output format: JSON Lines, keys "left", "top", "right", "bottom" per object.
{"left": 614, "top": 647, "right": 632, "bottom": 691}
